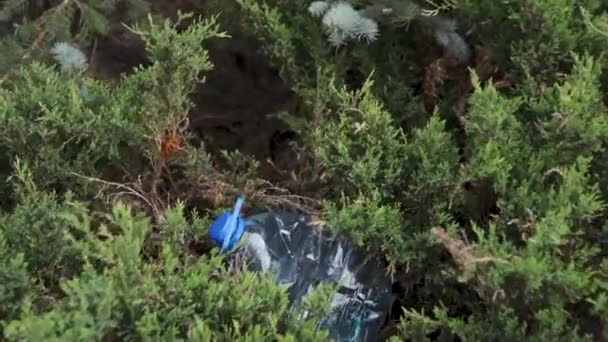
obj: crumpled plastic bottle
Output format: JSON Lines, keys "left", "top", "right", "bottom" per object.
{"left": 209, "top": 196, "right": 393, "bottom": 341}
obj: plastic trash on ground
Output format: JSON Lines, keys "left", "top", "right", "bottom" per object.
{"left": 208, "top": 197, "right": 393, "bottom": 341}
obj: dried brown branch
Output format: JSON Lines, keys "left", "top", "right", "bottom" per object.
{"left": 423, "top": 57, "right": 448, "bottom": 111}
{"left": 431, "top": 227, "right": 477, "bottom": 267}
{"left": 431, "top": 227, "right": 508, "bottom": 280}
{"left": 246, "top": 178, "right": 323, "bottom": 218}
{"left": 71, "top": 172, "right": 166, "bottom": 219}
{"left": 188, "top": 167, "right": 322, "bottom": 220}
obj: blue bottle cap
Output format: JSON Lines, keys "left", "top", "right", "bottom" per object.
{"left": 208, "top": 196, "right": 246, "bottom": 252}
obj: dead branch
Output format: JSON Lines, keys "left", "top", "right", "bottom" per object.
{"left": 71, "top": 172, "right": 165, "bottom": 219}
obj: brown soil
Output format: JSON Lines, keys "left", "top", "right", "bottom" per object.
{"left": 189, "top": 33, "right": 295, "bottom": 167}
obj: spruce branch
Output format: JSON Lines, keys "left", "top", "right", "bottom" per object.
{"left": 0, "top": 0, "right": 76, "bottom": 84}
{"left": 0, "top": 30, "right": 46, "bottom": 85}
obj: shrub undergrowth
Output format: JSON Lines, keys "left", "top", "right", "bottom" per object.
{"left": 1, "top": 0, "right": 607, "bottom": 340}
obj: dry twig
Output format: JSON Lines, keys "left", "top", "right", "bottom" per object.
{"left": 71, "top": 172, "right": 166, "bottom": 219}
{"left": 431, "top": 227, "right": 508, "bottom": 280}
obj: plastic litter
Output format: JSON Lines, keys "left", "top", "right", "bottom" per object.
{"left": 208, "top": 195, "right": 246, "bottom": 252}
{"left": 208, "top": 196, "right": 393, "bottom": 341}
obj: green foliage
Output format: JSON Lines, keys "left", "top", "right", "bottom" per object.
{"left": 526, "top": 54, "right": 608, "bottom": 163}
{"left": 321, "top": 112, "right": 459, "bottom": 265}
{"left": 396, "top": 70, "right": 608, "bottom": 341}
{"left": 458, "top": 0, "right": 608, "bottom": 84}
{"left": 230, "top": 0, "right": 332, "bottom": 93}
{"left": 312, "top": 74, "right": 408, "bottom": 198}
{"left": 1, "top": 159, "right": 84, "bottom": 288}
{"left": 0, "top": 229, "right": 30, "bottom": 322}
{"left": 0, "top": 0, "right": 150, "bottom": 75}
{"left": 0, "top": 12, "right": 224, "bottom": 195}
{"left": 461, "top": 55, "right": 608, "bottom": 221}
{"left": 232, "top": 0, "right": 428, "bottom": 130}
{"left": 125, "top": 12, "right": 226, "bottom": 128}
{"left": 0, "top": 9, "right": 333, "bottom": 340}
{"left": 0, "top": 162, "right": 330, "bottom": 340}
{"left": 323, "top": 190, "right": 405, "bottom": 256}
{"left": 2, "top": 0, "right": 608, "bottom": 340}
{"left": 231, "top": 0, "right": 608, "bottom": 339}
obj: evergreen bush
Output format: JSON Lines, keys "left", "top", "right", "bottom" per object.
{"left": 1, "top": 0, "right": 607, "bottom": 340}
